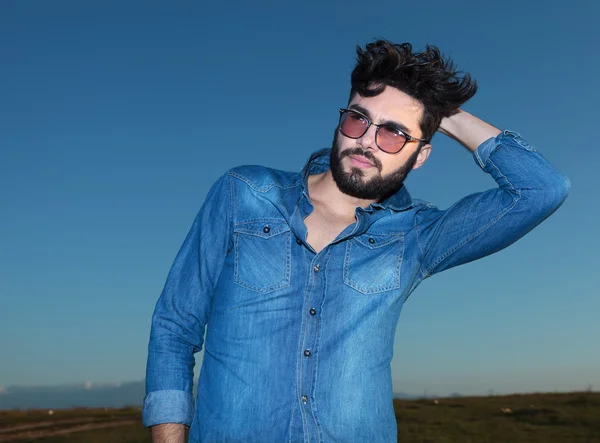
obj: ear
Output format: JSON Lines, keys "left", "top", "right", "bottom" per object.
{"left": 412, "top": 143, "right": 432, "bottom": 170}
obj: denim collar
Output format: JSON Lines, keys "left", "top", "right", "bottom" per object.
{"left": 301, "top": 148, "right": 414, "bottom": 212}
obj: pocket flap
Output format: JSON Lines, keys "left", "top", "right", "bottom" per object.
{"left": 353, "top": 233, "right": 403, "bottom": 249}
{"left": 234, "top": 220, "right": 290, "bottom": 239}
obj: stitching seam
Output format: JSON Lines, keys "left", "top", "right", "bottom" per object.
{"left": 423, "top": 157, "right": 521, "bottom": 278}
{"left": 229, "top": 170, "right": 302, "bottom": 192}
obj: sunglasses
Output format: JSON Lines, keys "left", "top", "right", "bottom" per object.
{"left": 338, "top": 108, "right": 428, "bottom": 154}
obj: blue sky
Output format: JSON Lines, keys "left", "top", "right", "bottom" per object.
{"left": 1, "top": 0, "right": 598, "bottom": 396}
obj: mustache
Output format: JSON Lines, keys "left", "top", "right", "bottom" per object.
{"left": 340, "top": 147, "right": 382, "bottom": 172}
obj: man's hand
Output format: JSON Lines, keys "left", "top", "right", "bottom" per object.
{"left": 439, "top": 109, "right": 501, "bottom": 152}
{"left": 151, "top": 423, "right": 186, "bottom": 443}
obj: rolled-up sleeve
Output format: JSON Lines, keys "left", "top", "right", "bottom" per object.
{"left": 142, "top": 173, "right": 232, "bottom": 427}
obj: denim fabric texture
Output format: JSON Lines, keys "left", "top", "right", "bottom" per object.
{"left": 143, "top": 130, "right": 569, "bottom": 442}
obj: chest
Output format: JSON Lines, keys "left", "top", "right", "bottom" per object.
{"left": 304, "top": 210, "right": 355, "bottom": 253}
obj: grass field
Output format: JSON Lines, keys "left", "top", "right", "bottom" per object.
{"left": 394, "top": 391, "right": 600, "bottom": 442}
{"left": 1, "top": 391, "right": 598, "bottom": 442}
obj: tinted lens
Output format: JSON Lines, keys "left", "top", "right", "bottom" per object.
{"left": 339, "top": 111, "right": 368, "bottom": 138}
{"left": 377, "top": 126, "right": 408, "bottom": 153}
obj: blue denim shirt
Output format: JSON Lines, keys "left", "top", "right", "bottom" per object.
{"left": 143, "top": 131, "right": 569, "bottom": 442}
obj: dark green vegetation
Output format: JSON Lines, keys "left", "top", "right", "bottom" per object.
{"left": 1, "top": 392, "right": 598, "bottom": 442}
{"left": 394, "top": 391, "right": 600, "bottom": 442}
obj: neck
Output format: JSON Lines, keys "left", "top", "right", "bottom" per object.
{"left": 308, "top": 170, "right": 376, "bottom": 219}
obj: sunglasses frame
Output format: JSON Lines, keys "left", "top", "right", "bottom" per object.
{"left": 338, "top": 108, "right": 428, "bottom": 154}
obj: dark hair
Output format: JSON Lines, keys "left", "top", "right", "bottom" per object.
{"left": 350, "top": 40, "right": 477, "bottom": 142}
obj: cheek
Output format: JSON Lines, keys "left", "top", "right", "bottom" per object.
{"left": 380, "top": 155, "right": 407, "bottom": 176}
{"left": 337, "top": 135, "right": 356, "bottom": 150}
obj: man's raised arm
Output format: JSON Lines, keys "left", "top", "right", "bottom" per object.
{"left": 411, "top": 110, "right": 569, "bottom": 287}
{"left": 438, "top": 109, "right": 501, "bottom": 152}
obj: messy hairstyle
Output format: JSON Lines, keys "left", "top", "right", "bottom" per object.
{"left": 350, "top": 40, "right": 477, "bottom": 142}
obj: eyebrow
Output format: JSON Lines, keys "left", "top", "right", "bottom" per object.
{"left": 348, "top": 104, "right": 412, "bottom": 134}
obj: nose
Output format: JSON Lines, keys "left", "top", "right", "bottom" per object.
{"left": 358, "top": 123, "right": 378, "bottom": 152}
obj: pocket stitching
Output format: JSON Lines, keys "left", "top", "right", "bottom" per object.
{"left": 352, "top": 234, "right": 403, "bottom": 249}
{"left": 234, "top": 222, "right": 291, "bottom": 294}
{"left": 343, "top": 234, "right": 403, "bottom": 295}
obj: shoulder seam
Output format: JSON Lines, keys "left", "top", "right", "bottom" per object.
{"left": 228, "top": 170, "right": 302, "bottom": 193}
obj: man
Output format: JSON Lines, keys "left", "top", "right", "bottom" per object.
{"left": 142, "top": 40, "right": 569, "bottom": 442}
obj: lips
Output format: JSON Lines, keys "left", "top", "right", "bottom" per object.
{"left": 349, "top": 155, "right": 375, "bottom": 168}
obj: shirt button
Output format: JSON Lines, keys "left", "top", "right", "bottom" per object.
{"left": 301, "top": 395, "right": 308, "bottom": 404}
{"left": 296, "top": 238, "right": 302, "bottom": 245}
{"left": 368, "top": 237, "right": 375, "bottom": 244}
{"left": 309, "top": 308, "right": 316, "bottom": 316}
{"left": 313, "top": 265, "right": 320, "bottom": 273}
{"left": 263, "top": 226, "right": 270, "bottom": 234}
{"left": 304, "top": 349, "right": 311, "bottom": 357}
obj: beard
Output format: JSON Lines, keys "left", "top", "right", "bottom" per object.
{"left": 329, "top": 130, "right": 420, "bottom": 200}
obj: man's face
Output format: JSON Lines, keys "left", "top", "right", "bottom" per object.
{"left": 330, "top": 86, "right": 431, "bottom": 200}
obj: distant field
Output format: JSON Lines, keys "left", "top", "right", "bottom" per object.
{"left": 394, "top": 391, "right": 600, "bottom": 442}
{"left": 0, "top": 407, "right": 149, "bottom": 442}
{"left": 0, "top": 391, "right": 598, "bottom": 442}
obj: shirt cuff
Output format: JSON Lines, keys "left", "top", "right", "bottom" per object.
{"left": 142, "top": 389, "right": 195, "bottom": 427}
{"left": 473, "top": 130, "right": 532, "bottom": 170}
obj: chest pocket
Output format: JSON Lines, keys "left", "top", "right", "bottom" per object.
{"left": 343, "top": 232, "right": 404, "bottom": 294}
{"left": 234, "top": 219, "right": 291, "bottom": 294}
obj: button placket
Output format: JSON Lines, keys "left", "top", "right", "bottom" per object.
{"left": 297, "top": 252, "right": 328, "bottom": 435}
